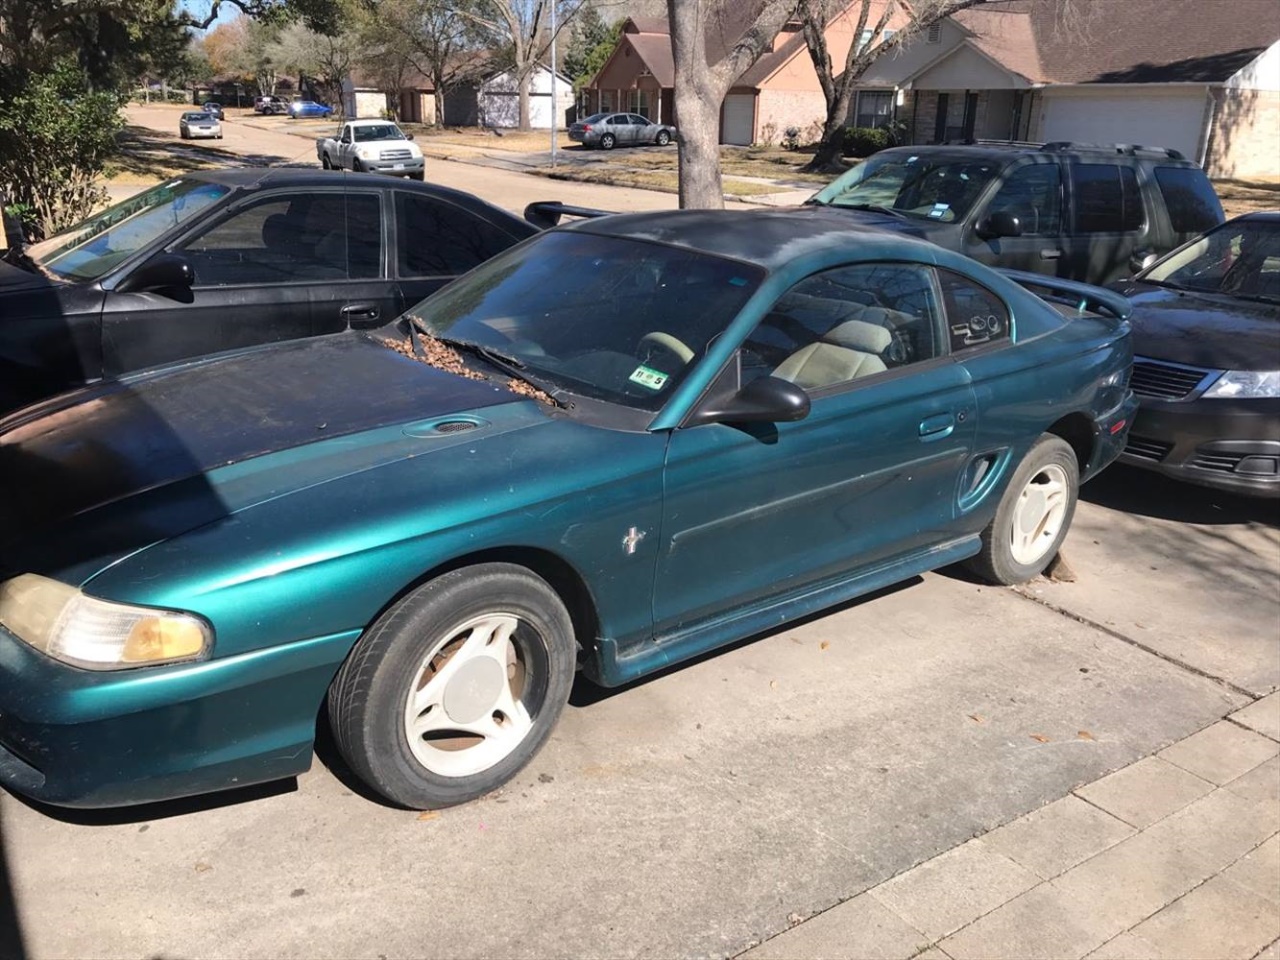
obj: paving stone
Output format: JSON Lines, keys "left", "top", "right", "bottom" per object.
{"left": 739, "top": 894, "right": 928, "bottom": 960}
{"left": 1232, "top": 694, "right": 1280, "bottom": 743}
{"left": 1255, "top": 938, "right": 1280, "bottom": 960}
{"left": 913, "top": 950, "right": 951, "bottom": 960}
{"left": 938, "top": 882, "right": 1110, "bottom": 960}
{"left": 982, "top": 795, "right": 1134, "bottom": 880}
{"left": 867, "top": 839, "right": 1040, "bottom": 942}
{"left": 1225, "top": 757, "right": 1280, "bottom": 807}
{"left": 1075, "top": 756, "right": 1215, "bottom": 828}
{"left": 1222, "top": 835, "right": 1280, "bottom": 905}
{"left": 1084, "top": 931, "right": 1161, "bottom": 960}
{"left": 1159, "top": 721, "right": 1279, "bottom": 786}
{"left": 1121, "top": 874, "right": 1280, "bottom": 960}
{"left": 1148, "top": 787, "right": 1279, "bottom": 874}
{"left": 1051, "top": 829, "right": 1213, "bottom": 936}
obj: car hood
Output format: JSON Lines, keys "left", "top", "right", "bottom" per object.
{"left": 1110, "top": 282, "right": 1280, "bottom": 370}
{"left": 0, "top": 258, "right": 55, "bottom": 293}
{"left": 801, "top": 203, "right": 938, "bottom": 240}
{"left": 0, "top": 331, "right": 528, "bottom": 583}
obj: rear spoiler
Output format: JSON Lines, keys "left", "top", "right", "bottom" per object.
{"left": 1000, "top": 269, "right": 1132, "bottom": 321}
{"left": 524, "top": 201, "right": 613, "bottom": 230}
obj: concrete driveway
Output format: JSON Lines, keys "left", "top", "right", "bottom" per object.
{"left": 1, "top": 108, "right": 1276, "bottom": 960}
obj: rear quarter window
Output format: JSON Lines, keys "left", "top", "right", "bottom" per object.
{"left": 937, "top": 270, "right": 1011, "bottom": 353}
{"left": 1154, "top": 167, "right": 1224, "bottom": 235}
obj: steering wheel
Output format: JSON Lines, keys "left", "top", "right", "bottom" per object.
{"left": 638, "top": 331, "right": 695, "bottom": 365}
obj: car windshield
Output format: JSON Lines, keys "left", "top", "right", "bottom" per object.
{"left": 354, "top": 124, "right": 404, "bottom": 142}
{"left": 1144, "top": 220, "right": 1280, "bottom": 303}
{"left": 407, "top": 231, "right": 764, "bottom": 411}
{"left": 184, "top": 112, "right": 212, "bottom": 121}
{"left": 25, "top": 178, "right": 230, "bottom": 282}
{"left": 811, "top": 152, "right": 1003, "bottom": 223}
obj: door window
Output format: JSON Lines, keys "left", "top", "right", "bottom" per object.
{"left": 395, "top": 193, "right": 518, "bottom": 277}
{"left": 1072, "top": 164, "right": 1144, "bottom": 233}
{"left": 180, "top": 192, "right": 382, "bottom": 285}
{"left": 986, "top": 163, "right": 1062, "bottom": 236}
{"left": 742, "top": 263, "right": 943, "bottom": 391}
{"left": 937, "top": 270, "right": 1011, "bottom": 353}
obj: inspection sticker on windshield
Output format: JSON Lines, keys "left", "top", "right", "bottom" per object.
{"left": 629, "top": 365, "right": 669, "bottom": 391}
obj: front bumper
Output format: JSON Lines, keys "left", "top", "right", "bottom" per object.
{"left": 186, "top": 128, "right": 220, "bottom": 138}
{"left": 1119, "top": 396, "right": 1280, "bottom": 497}
{"left": 0, "top": 624, "right": 359, "bottom": 808}
{"left": 358, "top": 157, "right": 425, "bottom": 176}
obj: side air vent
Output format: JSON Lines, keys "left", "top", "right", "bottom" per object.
{"left": 402, "top": 417, "right": 487, "bottom": 438}
{"left": 433, "top": 419, "right": 478, "bottom": 434}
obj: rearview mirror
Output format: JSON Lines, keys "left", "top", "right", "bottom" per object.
{"left": 1130, "top": 251, "right": 1159, "bottom": 275}
{"left": 975, "top": 210, "right": 1022, "bottom": 240}
{"left": 118, "top": 253, "right": 194, "bottom": 295}
{"left": 685, "top": 376, "right": 811, "bottom": 428}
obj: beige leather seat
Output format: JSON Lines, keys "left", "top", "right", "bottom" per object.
{"left": 772, "top": 319, "right": 892, "bottom": 390}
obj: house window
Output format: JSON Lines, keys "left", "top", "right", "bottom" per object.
{"left": 600, "top": 91, "right": 615, "bottom": 112}
{"left": 854, "top": 90, "right": 894, "bottom": 129}
{"left": 857, "top": 28, "right": 896, "bottom": 51}
{"left": 629, "top": 89, "right": 650, "bottom": 119}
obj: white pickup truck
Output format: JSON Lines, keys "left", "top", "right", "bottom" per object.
{"left": 316, "top": 119, "right": 425, "bottom": 179}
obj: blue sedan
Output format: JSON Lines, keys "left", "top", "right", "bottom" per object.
{"left": 288, "top": 100, "right": 333, "bottom": 119}
{"left": 0, "top": 208, "right": 1136, "bottom": 810}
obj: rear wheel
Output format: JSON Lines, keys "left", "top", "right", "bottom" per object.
{"left": 967, "top": 434, "right": 1079, "bottom": 585}
{"left": 656, "top": 129, "right": 671, "bottom": 146}
{"left": 600, "top": 133, "right": 616, "bottom": 150}
{"left": 328, "top": 563, "right": 576, "bottom": 809}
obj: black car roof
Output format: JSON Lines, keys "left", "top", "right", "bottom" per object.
{"left": 875, "top": 142, "right": 1198, "bottom": 166}
{"left": 184, "top": 168, "right": 538, "bottom": 235}
{"left": 567, "top": 206, "right": 936, "bottom": 271}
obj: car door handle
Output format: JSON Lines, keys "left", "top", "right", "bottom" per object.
{"left": 1040, "top": 249, "right": 1063, "bottom": 260}
{"left": 341, "top": 303, "right": 380, "bottom": 322}
{"left": 919, "top": 413, "right": 956, "bottom": 441}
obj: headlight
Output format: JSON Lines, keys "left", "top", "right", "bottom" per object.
{"left": 357, "top": 147, "right": 374, "bottom": 159}
{"left": 1203, "top": 370, "right": 1280, "bottom": 399}
{"left": 0, "top": 574, "right": 211, "bottom": 670}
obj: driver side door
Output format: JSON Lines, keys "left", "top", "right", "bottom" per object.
{"left": 650, "top": 262, "right": 977, "bottom": 642}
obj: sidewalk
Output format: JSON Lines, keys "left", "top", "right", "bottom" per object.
{"left": 740, "top": 693, "right": 1279, "bottom": 960}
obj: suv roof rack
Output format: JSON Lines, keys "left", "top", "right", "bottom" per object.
{"left": 1040, "top": 141, "right": 1186, "bottom": 160}
{"left": 942, "top": 138, "right": 1047, "bottom": 149}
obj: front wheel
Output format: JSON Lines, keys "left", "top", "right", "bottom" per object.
{"left": 352, "top": 158, "right": 364, "bottom": 173}
{"left": 599, "top": 133, "right": 615, "bottom": 150}
{"left": 966, "top": 434, "right": 1079, "bottom": 585}
{"left": 656, "top": 130, "right": 671, "bottom": 146}
{"left": 328, "top": 563, "right": 576, "bottom": 809}
{"left": 321, "top": 154, "right": 332, "bottom": 169}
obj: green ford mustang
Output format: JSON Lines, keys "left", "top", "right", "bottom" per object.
{"left": 0, "top": 207, "right": 1137, "bottom": 809}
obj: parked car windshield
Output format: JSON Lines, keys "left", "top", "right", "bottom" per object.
{"left": 1144, "top": 219, "right": 1280, "bottom": 303}
{"left": 409, "top": 231, "right": 764, "bottom": 411}
{"left": 354, "top": 124, "right": 405, "bottom": 142}
{"left": 812, "top": 152, "right": 1003, "bottom": 223}
{"left": 25, "top": 178, "right": 230, "bottom": 282}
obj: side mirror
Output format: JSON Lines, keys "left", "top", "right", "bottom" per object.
{"left": 975, "top": 210, "right": 1022, "bottom": 240}
{"left": 405, "top": 133, "right": 415, "bottom": 141}
{"left": 685, "top": 376, "right": 811, "bottom": 428}
{"left": 118, "top": 253, "right": 194, "bottom": 294}
{"left": 1130, "top": 251, "right": 1159, "bottom": 275}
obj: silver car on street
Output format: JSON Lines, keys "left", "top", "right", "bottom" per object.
{"left": 179, "top": 111, "right": 223, "bottom": 140}
{"left": 568, "top": 112, "right": 676, "bottom": 150}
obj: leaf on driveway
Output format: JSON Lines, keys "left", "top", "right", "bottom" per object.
{"left": 1077, "top": 730, "right": 1095, "bottom": 741}
{"left": 819, "top": 641, "right": 830, "bottom": 650}
{"left": 787, "top": 912, "right": 804, "bottom": 927}
{"left": 194, "top": 862, "right": 212, "bottom": 873}
{"left": 416, "top": 811, "right": 441, "bottom": 822}
{"left": 967, "top": 713, "right": 985, "bottom": 724}
{"left": 1030, "top": 733, "right": 1050, "bottom": 743}
{"left": 769, "top": 680, "right": 778, "bottom": 689}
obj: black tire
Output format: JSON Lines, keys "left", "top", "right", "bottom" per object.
{"left": 321, "top": 154, "right": 332, "bottom": 169}
{"left": 408, "top": 170, "right": 425, "bottom": 181}
{"left": 328, "top": 563, "right": 576, "bottom": 809}
{"left": 966, "top": 434, "right": 1079, "bottom": 586}
{"left": 353, "top": 158, "right": 364, "bottom": 173}
{"left": 656, "top": 129, "right": 671, "bottom": 146}
{"left": 599, "top": 133, "right": 615, "bottom": 150}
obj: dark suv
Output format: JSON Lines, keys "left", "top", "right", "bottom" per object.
{"left": 809, "top": 142, "right": 1224, "bottom": 286}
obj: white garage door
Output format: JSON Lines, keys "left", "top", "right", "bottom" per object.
{"left": 722, "top": 93, "right": 755, "bottom": 146}
{"left": 1040, "top": 93, "right": 1206, "bottom": 162}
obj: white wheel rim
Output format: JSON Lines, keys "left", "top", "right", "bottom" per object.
{"left": 1008, "top": 463, "right": 1070, "bottom": 566}
{"left": 402, "top": 613, "right": 535, "bottom": 778}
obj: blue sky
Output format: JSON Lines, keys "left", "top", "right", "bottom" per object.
{"left": 181, "top": 0, "right": 240, "bottom": 34}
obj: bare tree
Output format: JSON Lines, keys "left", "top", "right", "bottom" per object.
{"left": 667, "top": 0, "right": 801, "bottom": 209}
{"left": 799, "top": 0, "right": 988, "bottom": 171}
{"left": 466, "top": 0, "right": 583, "bottom": 130}
{"left": 371, "top": 0, "right": 483, "bottom": 125}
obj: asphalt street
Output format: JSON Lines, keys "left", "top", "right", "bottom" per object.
{"left": 1, "top": 107, "right": 1276, "bottom": 959}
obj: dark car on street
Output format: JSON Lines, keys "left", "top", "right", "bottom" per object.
{"left": 811, "top": 141, "right": 1224, "bottom": 287}
{"left": 0, "top": 169, "right": 540, "bottom": 415}
{"left": 0, "top": 208, "right": 1136, "bottom": 810}
{"left": 1111, "top": 213, "right": 1280, "bottom": 496}
{"left": 568, "top": 112, "right": 676, "bottom": 150}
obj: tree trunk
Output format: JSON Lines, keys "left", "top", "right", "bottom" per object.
{"left": 517, "top": 69, "right": 531, "bottom": 131}
{"left": 806, "top": 82, "right": 858, "bottom": 171}
{"left": 672, "top": 81, "right": 726, "bottom": 210}
{"left": 434, "top": 86, "right": 444, "bottom": 126}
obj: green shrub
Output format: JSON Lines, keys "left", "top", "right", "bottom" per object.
{"left": 842, "top": 126, "right": 892, "bottom": 158}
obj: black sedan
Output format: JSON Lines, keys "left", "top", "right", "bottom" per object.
{"left": 1113, "top": 212, "right": 1280, "bottom": 496}
{"left": 0, "top": 170, "right": 539, "bottom": 414}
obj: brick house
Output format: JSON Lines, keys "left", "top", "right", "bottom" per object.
{"left": 585, "top": 3, "right": 907, "bottom": 145}
{"left": 858, "top": 0, "right": 1280, "bottom": 178}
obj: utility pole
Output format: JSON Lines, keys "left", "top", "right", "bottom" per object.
{"left": 550, "top": 0, "right": 558, "bottom": 167}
